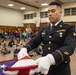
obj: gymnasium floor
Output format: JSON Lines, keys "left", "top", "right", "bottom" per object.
{"left": 70, "top": 49, "right": 76, "bottom": 75}
{"left": 0, "top": 46, "right": 76, "bottom": 75}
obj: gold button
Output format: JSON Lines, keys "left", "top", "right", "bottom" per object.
{"left": 49, "top": 36, "right": 51, "bottom": 38}
{"left": 49, "top": 41, "right": 51, "bottom": 44}
{"left": 65, "top": 61, "right": 67, "bottom": 63}
{"left": 48, "top": 47, "right": 51, "bottom": 50}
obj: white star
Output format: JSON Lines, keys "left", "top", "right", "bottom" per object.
{"left": 0, "top": 64, "right": 6, "bottom": 68}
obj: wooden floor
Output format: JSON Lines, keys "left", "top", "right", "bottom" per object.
{"left": 0, "top": 48, "right": 76, "bottom": 75}
{"left": 70, "top": 48, "right": 76, "bottom": 75}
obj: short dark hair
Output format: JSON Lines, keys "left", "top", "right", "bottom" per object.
{"left": 49, "top": 1, "right": 62, "bottom": 8}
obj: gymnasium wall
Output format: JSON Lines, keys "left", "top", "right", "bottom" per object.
{"left": 0, "top": 2, "right": 76, "bottom": 32}
{"left": 0, "top": 6, "right": 23, "bottom": 27}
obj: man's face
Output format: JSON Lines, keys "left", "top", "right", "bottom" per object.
{"left": 48, "top": 5, "right": 62, "bottom": 24}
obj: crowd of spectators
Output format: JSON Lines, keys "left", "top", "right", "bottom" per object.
{"left": 0, "top": 29, "right": 42, "bottom": 58}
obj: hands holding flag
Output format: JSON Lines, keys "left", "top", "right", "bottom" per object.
{"left": 18, "top": 48, "right": 55, "bottom": 75}
{"left": 3, "top": 48, "right": 55, "bottom": 75}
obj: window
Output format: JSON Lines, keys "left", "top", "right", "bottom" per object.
{"left": 64, "top": 7, "right": 76, "bottom": 16}
{"left": 27, "top": 14, "right": 29, "bottom": 19}
{"left": 45, "top": 11, "right": 48, "bottom": 17}
{"left": 33, "top": 13, "right": 37, "bottom": 17}
{"left": 40, "top": 12, "right": 44, "bottom": 18}
{"left": 64, "top": 8, "right": 70, "bottom": 16}
{"left": 24, "top": 13, "right": 37, "bottom": 19}
{"left": 40, "top": 11, "right": 48, "bottom": 18}
{"left": 29, "top": 14, "right": 33, "bottom": 19}
{"left": 24, "top": 15, "right": 27, "bottom": 19}
{"left": 72, "top": 8, "right": 76, "bottom": 15}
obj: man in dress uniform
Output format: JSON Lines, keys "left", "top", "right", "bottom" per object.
{"left": 18, "top": 1, "right": 76, "bottom": 75}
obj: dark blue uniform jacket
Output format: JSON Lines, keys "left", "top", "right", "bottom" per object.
{"left": 25, "top": 21, "right": 76, "bottom": 75}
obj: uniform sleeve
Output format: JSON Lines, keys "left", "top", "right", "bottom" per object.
{"left": 24, "top": 27, "right": 46, "bottom": 52}
{"left": 51, "top": 25, "right": 76, "bottom": 65}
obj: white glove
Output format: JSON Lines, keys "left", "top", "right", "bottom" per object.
{"left": 34, "top": 54, "right": 55, "bottom": 74}
{"left": 30, "top": 69, "right": 37, "bottom": 75}
{"left": 17, "top": 48, "right": 29, "bottom": 59}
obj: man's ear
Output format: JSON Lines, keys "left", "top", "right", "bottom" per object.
{"left": 60, "top": 10, "right": 62, "bottom": 14}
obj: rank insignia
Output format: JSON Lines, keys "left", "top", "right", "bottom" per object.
{"left": 57, "top": 29, "right": 66, "bottom": 32}
{"left": 64, "top": 51, "right": 69, "bottom": 55}
{"left": 41, "top": 32, "right": 45, "bottom": 35}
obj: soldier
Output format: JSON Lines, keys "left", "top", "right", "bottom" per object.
{"left": 18, "top": 1, "right": 76, "bottom": 75}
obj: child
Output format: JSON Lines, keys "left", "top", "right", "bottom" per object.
{"left": 13, "top": 43, "right": 21, "bottom": 58}
{"left": 1, "top": 40, "right": 11, "bottom": 55}
{"left": 8, "top": 39, "right": 15, "bottom": 47}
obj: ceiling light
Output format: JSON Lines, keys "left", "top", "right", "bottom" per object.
{"left": 8, "top": 4, "right": 14, "bottom": 7}
{"left": 41, "top": 3, "right": 48, "bottom": 6}
{"left": 20, "top": 7, "right": 26, "bottom": 10}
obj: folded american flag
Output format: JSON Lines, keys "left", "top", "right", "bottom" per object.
{"left": 0, "top": 56, "right": 38, "bottom": 75}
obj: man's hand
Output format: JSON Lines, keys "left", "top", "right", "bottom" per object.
{"left": 17, "top": 48, "right": 29, "bottom": 59}
{"left": 34, "top": 54, "right": 55, "bottom": 74}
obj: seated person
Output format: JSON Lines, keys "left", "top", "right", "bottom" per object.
{"left": 8, "top": 39, "right": 15, "bottom": 47}
{"left": 1, "top": 43, "right": 11, "bottom": 55}
{"left": 13, "top": 43, "right": 21, "bottom": 58}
